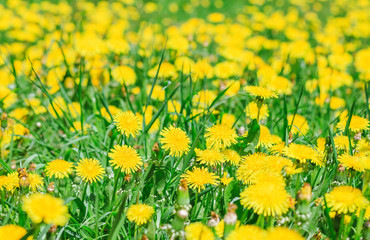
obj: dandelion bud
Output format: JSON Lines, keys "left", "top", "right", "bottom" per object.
{"left": 47, "top": 182, "right": 55, "bottom": 193}
{"left": 238, "top": 126, "right": 245, "bottom": 136}
{"left": 338, "top": 163, "right": 346, "bottom": 172}
{"left": 152, "top": 142, "right": 159, "bottom": 152}
{"left": 354, "top": 132, "right": 362, "bottom": 141}
{"left": 11, "top": 161, "right": 16, "bottom": 170}
{"left": 18, "top": 168, "right": 30, "bottom": 188}
{"left": 288, "top": 196, "right": 296, "bottom": 209}
{"left": 48, "top": 224, "right": 57, "bottom": 233}
{"left": 171, "top": 180, "right": 191, "bottom": 232}
{"left": 288, "top": 132, "right": 293, "bottom": 144}
{"left": 177, "top": 179, "right": 190, "bottom": 206}
{"left": 313, "top": 231, "right": 322, "bottom": 240}
{"left": 28, "top": 162, "right": 36, "bottom": 172}
{"left": 224, "top": 204, "right": 238, "bottom": 237}
{"left": 219, "top": 81, "right": 227, "bottom": 91}
{"left": 343, "top": 215, "right": 351, "bottom": 225}
{"left": 177, "top": 209, "right": 188, "bottom": 219}
{"left": 1, "top": 113, "right": 7, "bottom": 129}
{"left": 208, "top": 211, "right": 220, "bottom": 227}
{"left": 124, "top": 174, "right": 131, "bottom": 182}
{"left": 298, "top": 183, "right": 312, "bottom": 201}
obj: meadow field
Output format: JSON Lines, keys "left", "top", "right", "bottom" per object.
{"left": 0, "top": 0, "right": 370, "bottom": 239}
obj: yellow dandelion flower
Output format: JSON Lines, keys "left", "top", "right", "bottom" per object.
{"left": 246, "top": 102, "right": 269, "bottom": 120}
{"left": 266, "top": 227, "right": 304, "bottom": 240}
{"left": 220, "top": 173, "right": 233, "bottom": 186}
{"left": 330, "top": 96, "right": 345, "bottom": 110}
{"left": 0, "top": 175, "right": 7, "bottom": 190}
{"left": 251, "top": 171, "right": 286, "bottom": 186}
{"left": 284, "top": 166, "right": 303, "bottom": 175}
{"left": 237, "top": 153, "right": 268, "bottom": 184}
{"left": 181, "top": 167, "right": 218, "bottom": 192}
{"left": 111, "top": 65, "right": 136, "bottom": 85}
{"left": 70, "top": 121, "right": 91, "bottom": 132}
{"left": 244, "top": 86, "right": 278, "bottom": 99}
{"left": 334, "top": 135, "right": 352, "bottom": 151}
{"left": 337, "top": 115, "right": 369, "bottom": 132}
{"left": 269, "top": 142, "right": 287, "bottom": 156}
{"left": 221, "top": 113, "right": 236, "bottom": 127}
{"left": 264, "top": 155, "right": 294, "bottom": 173}
{"left": 45, "top": 159, "right": 74, "bottom": 179}
{"left": 207, "top": 12, "right": 225, "bottom": 23}
{"left": 262, "top": 76, "right": 293, "bottom": 95}
{"left": 0, "top": 224, "right": 27, "bottom": 240}
{"left": 356, "top": 205, "right": 370, "bottom": 220}
{"left": 185, "top": 222, "right": 215, "bottom": 240}
{"left": 100, "top": 105, "right": 120, "bottom": 121}
{"left": 270, "top": 134, "right": 283, "bottom": 146}
{"left": 75, "top": 158, "right": 105, "bottom": 183}
{"left": 284, "top": 143, "right": 324, "bottom": 166}
{"left": 108, "top": 145, "right": 143, "bottom": 174}
{"left": 114, "top": 111, "right": 141, "bottom": 137}
{"left": 317, "top": 137, "right": 326, "bottom": 153}
{"left": 357, "top": 139, "right": 370, "bottom": 156}
{"left": 127, "top": 204, "right": 154, "bottom": 225}
{"left": 338, "top": 154, "right": 368, "bottom": 172}
{"left": 240, "top": 182, "right": 290, "bottom": 216}
{"left": 222, "top": 149, "right": 241, "bottom": 165}
{"left": 205, "top": 124, "right": 238, "bottom": 149}
{"left": 148, "top": 62, "right": 177, "bottom": 79}
{"left": 287, "top": 114, "right": 309, "bottom": 135}
{"left": 4, "top": 172, "right": 19, "bottom": 192}
{"left": 23, "top": 193, "right": 69, "bottom": 226}
{"left": 257, "top": 125, "right": 275, "bottom": 148}
{"left": 215, "top": 220, "right": 240, "bottom": 238}
{"left": 159, "top": 126, "right": 191, "bottom": 157}
{"left": 195, "top": 148, "right": 225, "bottom": 166}
{"left": 325, "top": 186, "right": 369, "bottom": 214}
{"left": 28, "top": 173, "right": 44, "bottom": 192}
{"left": 146, "top": 85, "right": 165, "bottom": 101}
{"left": 192, "top": 89, "right": 217, "bottom": 109}
{"left": 226, "top": 225, "right": 266, "bottom": 240}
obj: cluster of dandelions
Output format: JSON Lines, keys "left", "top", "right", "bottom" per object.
{"left": 0, "top": 0, "right": 370, "bottom": 239}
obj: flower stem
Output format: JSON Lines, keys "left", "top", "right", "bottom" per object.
{"left": 111, "top": 168, "right": 120, "bottom": 203}
{"left": 81, "top": 183, "right": 88, "bottom": 203}
{"left": 355, "top": 208, "right": 366, "bottom": 240}
{"left": 191, "top": 192, "right": 199, "bottom": 220}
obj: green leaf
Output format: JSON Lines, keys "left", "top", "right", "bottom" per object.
{"left": 224, "top": 181, "right": 235, "bottom": 207}
{"left": 155, "top": 168, "right": 167, "bottom": 194}
{"left": 0, "top": 158, "right": 11, "bottom": 173}
{"left": 147, "top": 216, "right": 156, "bottom": 240}
{"left": 237, "top": 119, "right": 260, "bottom": 154}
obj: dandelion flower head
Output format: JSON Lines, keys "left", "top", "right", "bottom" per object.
{"left": 159, "top": 126, "right": 191, "bottom": 157}
{"left": 126, "top": 204, "right": 155, "bottom": 225}
{"left": 75, "top": 158, "right": 105, "bottom": 183}
{"left": 109, "top": 145, "right": 143, "bottom": 174}
{"left": 114, "top": 110, "right": 142, "bottom": 137}
{"left": 205, "top": 123, "right": 238, "bottom": 149}
{"left": 45, "top": 159, "right": 74, "bottom": 179}
{"left": 181, "top": 167, "right": 218, "bottom": 192}
{"left": 23, "top": 193, "right": 69, "bottom": 226}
